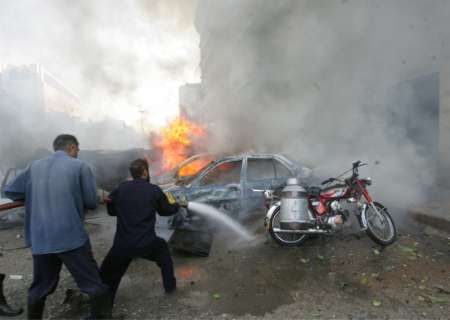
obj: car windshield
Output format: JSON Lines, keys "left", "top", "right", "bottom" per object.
{"left": 178, "top": 157, "right": 213, "bottom": 178}
{"left": 198, "top": 160, "right": 242, "bottom": 186}
{"left": 173, "top": 156, "right": 214, "bottom": 186}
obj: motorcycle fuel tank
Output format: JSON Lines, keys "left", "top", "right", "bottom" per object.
{"left": 280, "top": 178, "right": 314, "bottom": 229}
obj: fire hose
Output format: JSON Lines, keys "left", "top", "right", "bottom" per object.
{"left": 0, "top": 201, "right": 24, "bottom": 214}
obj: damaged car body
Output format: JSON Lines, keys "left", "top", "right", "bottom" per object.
{"left": 156, "top": 154, "right": 313, "bottom": 236}
{"left": 167, "top": 153, "right": 312, "bottom": 216}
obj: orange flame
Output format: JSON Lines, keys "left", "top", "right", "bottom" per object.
{"left": 178, "top": 157, "right": 212, "bottom": 177}
{"left": 155, "top": 116, "right": 206, "bottom": 173}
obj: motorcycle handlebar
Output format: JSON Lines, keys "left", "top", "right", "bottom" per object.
{"left": 353, "top": 161, "right": 368, "bottom": 169}
{"left": 321, "top": 177, "right": 334, "bottom": 185}
{"left": 324, "top": 161, "right": 369, "bottom": 185}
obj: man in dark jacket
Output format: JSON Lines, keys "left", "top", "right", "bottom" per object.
{"left": 99, "top": 158, "right": 184, "bottom": 306}
{"left": 4, "top": 134, "right": 111, "bottom": 320}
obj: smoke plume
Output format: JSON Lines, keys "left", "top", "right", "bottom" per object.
{"left": 195, "top": 0, "right": 450, "bottom": 210}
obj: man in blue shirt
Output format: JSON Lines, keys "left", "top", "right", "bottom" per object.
{"left": 5, "top": 134, "right": 111, "bottom": 319}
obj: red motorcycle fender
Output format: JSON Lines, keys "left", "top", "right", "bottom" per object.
{"left": 264, "top": 201, "right": 281, "bottom": 230}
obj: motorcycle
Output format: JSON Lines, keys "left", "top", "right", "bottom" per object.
{"left": 262, "top": 161, "right": 397, "bottom": 246}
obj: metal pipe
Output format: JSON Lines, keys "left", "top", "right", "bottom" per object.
{"left": 0, "top": 201, "right": 24, "bottom": 212}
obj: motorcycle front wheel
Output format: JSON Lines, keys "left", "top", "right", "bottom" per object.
{"left": 268, "top": 206, "right": 308, "bottom": 246}
{"left": 364, "top": 202, "right": 396, "bottom": 246}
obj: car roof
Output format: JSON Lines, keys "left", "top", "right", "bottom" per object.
{"left": 202, "top": 153, "right": 299, "bottom": 170}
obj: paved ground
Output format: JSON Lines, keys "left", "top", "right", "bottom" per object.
{"left": 1, "top": 206, "right": 449, "bottom": 319}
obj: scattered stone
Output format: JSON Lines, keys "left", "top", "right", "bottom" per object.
{"left": 338, "top": 282, "right": 348, "bottom": 290}
{"left": 425, "top": 294, "right": 450, "bottom": 304}
{"left": 9, "top": 275, "right": 23, "bottom": 280}
{"left": 372, "top": 300, "right": 382, "bottom": 307}
{"left": 398, "top": 245, "right": 415, "bottom": 253}
{"left": 434, "top": 285, "right": 450, "bottom": 295}
{"left": 384, "top": 265, "right": 395, "bottom": 272}
{"left": 300, "top": 258, "right": 309, "bottom": 264}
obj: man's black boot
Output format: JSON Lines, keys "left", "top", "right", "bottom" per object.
{"left": 88, "top": 290, "right": 113, "bottom": 319}
{"left": 0, "top": 273, "right": 23, "bottom": 317}
{"left": 27, "top": 298, "right": 46, "bottom": 320}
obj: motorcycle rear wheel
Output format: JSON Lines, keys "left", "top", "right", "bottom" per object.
{"left": 269, "top": 206, "right": 308, "bottom": 246}
{"left": 364, "top": 202, "right": 396, "bottom": 246}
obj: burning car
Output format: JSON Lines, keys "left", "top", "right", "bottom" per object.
{"left": 154, "top": 153, "right": 314, "bottom": 256}
{"left": 163, "top": 153, "right": 313, "bottom": 218}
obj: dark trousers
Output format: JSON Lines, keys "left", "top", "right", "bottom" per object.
{"left": 29, "top": 241, "right": 109, "bottom": 305}
{"left": 99, "top": 237, "right": 176, "bottom": 301}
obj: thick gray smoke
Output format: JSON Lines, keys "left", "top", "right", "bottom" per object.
{"left": 195, "top": 0, "right": 450, "bottom": 210}
{"left": 0, "top": 0, "right": 198, "bottom": 176}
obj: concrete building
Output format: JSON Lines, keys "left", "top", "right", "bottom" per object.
{"left": 0, "top": 64, "right": 80, "bottom": 117}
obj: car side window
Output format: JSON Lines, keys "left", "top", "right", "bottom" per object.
{"left": 273, "top": 159, "right": 294, "bottom": 179}
{"left": 247, "top": 158, "right": 275, "bottom": 182}
{"left": 199, "top": 160, "right": 242, "bottom": 186}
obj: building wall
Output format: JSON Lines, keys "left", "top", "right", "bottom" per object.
{"left": 41, "top": 68, "right": 81, "bottom": 117}
{"left": 0, "top": 64, "right": 45, "bottom": 113}
{"left": 0, "top": 64, "right": 80, "bottom": 117}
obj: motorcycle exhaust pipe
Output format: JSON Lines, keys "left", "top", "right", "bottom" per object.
{"left": 272, "top": 228, "right": 329, "bottom": 234}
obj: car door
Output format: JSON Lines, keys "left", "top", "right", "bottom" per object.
{"left": 243, "top": 156, "right": 276, "bottom": 213}
{"left": 187, "top": 159, "right": 243, "bottom": 216}
{"left": 272, "top": 156, "right": 296, "bottom": 188}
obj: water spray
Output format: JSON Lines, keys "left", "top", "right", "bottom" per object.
{"left": 186, "top": 201, "right": 255, "bottom": 241}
